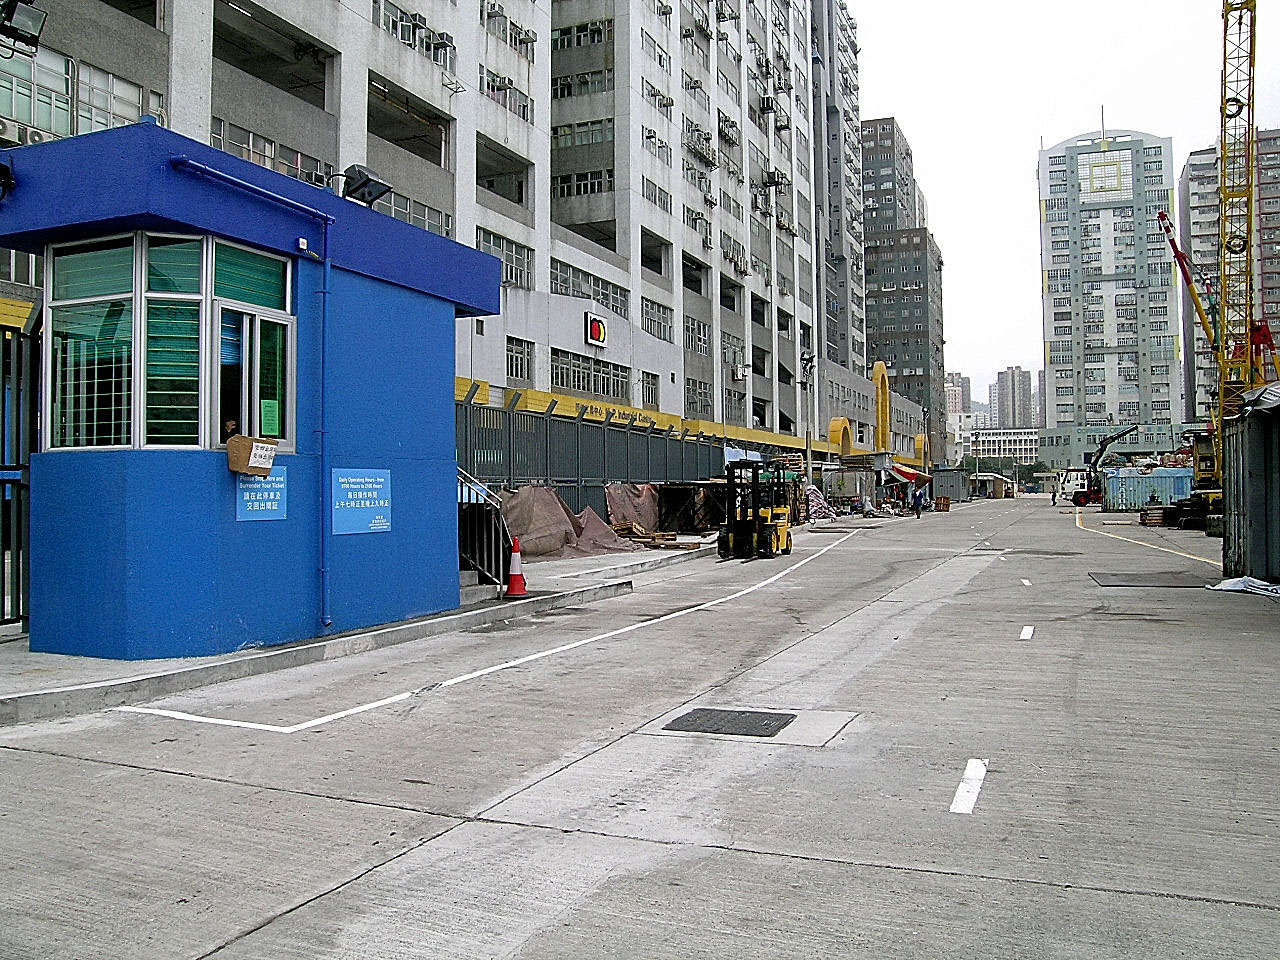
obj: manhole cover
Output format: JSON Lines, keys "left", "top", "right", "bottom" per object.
{"left": 662, "top": 707, "right": 797, "bottom": 737}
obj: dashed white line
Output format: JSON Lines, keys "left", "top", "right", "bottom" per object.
{"left": 116, "top": 530, "right": 861, "bottom": 734}
{"left": 949, "top": 758, "right": 989, "bottom": 814}
{"left": 1020, "top": 578, "right": 1032, "bottom": 587}
{"left": 1018, "top": 625, "right": 1035, "bottom": 641}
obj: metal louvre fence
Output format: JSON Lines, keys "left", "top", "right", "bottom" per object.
{"left": 457, "top": 400, "right": 726, "bottom": 514}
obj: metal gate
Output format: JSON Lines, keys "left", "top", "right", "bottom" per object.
{"left": 0, "top": 322, "right": 33, "bottom": 626}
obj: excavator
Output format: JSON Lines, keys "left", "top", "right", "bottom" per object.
{"left": 1060, "top": 425, "right": 1138, "bottom": 507}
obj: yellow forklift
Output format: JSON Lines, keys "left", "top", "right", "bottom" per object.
{"left": 717, "top": 460, "right": 793, "bottom": 559}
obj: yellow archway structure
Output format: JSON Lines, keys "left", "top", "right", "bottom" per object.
{"left": 828, "top": 417, "right": 853, "bottom": 457}
{"left": 872, "top": 361, "right": 890, "bottom": 452}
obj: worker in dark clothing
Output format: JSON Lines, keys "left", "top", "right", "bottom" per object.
{"left": 912, "top": 486, "right": 924, "bottom": 519}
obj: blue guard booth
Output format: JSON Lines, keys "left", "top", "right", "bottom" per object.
{"left": 0, "top": 120, "right": 500, "bottom": 659}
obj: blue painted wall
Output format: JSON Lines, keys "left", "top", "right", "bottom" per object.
{"left": 2, "top": 122, "right": 497, "bottom": 659}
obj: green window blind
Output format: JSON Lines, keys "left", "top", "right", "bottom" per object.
{"left": 145, "top": 300, "right": 200, "bottom": 445}
{"left": 147, "top": 238, "right": 202, "bottom": 294}
{"left": 50, "top": 299, "right": 132, "bottom": 447}
{"left": 257, "top": 318, "right": 288, "bottom": 440}
{"left": 52, "top": 238, "right": 134, "bottom": 301}
{"left": 214, "top": 243, "right": 286, "bottom": 311}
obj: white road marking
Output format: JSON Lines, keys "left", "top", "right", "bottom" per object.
{"left": 1019, "top": 625, "right": 1035, "bottom": 641}
{"left": 949, "top": 758, "right": 989, "bottom": 814}
{"left": 1020, "top": 578, "right": 1032, "bottom": 587}
{"left": 116, "top": 531, "right": 861, "bottom": 734}
{"left": 1075, "top": 507, "right": 1220, "bottom": 568}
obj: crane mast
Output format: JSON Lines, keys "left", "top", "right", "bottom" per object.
{"left": 1218, "top": 2, "right": 1274, "bottom": 429}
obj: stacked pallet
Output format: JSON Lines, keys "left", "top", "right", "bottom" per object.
{"left": 610, "top": 521, "right": 702, "bottom": 549}
{"left": 1140, "top": 507, "right": 1166, "bottom": 526}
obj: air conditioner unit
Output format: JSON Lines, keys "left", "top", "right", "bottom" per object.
{"left": 493, "top": 76, "right": 514, "bottom": 89}
{"left": 717, "top": 30, "right": 729, "bottom": 41}
{"left": 760, "top": 95, "right": 776, "bottom": 113}
{"left": 681, "top": 27, "right": 695, "bottom": 38}
{"left": 411, "top": 12, "right": 428, "bottom": 29}
{"left": 703, "top": 191, "right": 718, "bottom": 206}
{"left": 685, "top": 78, "right": 703, "bottom": 90}
{"left": 656, "top": 2, "right": 673, "bottom": 14}
{"left": 702, "top": 235, "right": 714, "bottom": 249}
{"left": 732, "top": 364, "right": 747, "bottom": 381}
{"left": 657, "top": 94, "right": 675, "bottom": 107}
{"left": 522, "top": 28, "right": 537, "bottom": 43}
{"left": 434, "top": 31, "right": 455, "bottom": 47}
{"left": 486, "top": 1, "right": 505, "bottom": 18}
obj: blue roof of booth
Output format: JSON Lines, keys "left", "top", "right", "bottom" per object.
{"left": 0, "top": 119, "right": 501, "bottom": 317}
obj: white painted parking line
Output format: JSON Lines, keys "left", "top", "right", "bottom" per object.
{"left": 1021, "top": 578, "right": 1032, "bottom": 587}
{"left": 949, "top": 758, "right": 989, "bottom": 814}
{"left": 1018, "top": 625, "right": 1035, "bottom": 641}
{"left": 115, "top": 530, "right": 861, "bottom": 734}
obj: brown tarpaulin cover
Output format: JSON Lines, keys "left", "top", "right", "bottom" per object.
{"left": 605, "top": 483, "right": 660, "bottom": 532}
{"left": 500, "top": 486, "right": 642, "bottom": 559}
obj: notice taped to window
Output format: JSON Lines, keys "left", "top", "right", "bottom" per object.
{"left": 332, "top": 469, "right": 392, "bottom": 535}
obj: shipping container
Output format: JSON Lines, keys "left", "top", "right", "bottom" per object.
{"left": 1223, "top": 386, "right": 1280, "bottom": 580}
{"left": 1103, "top": 467, "right": 1194, "bottom": 512}
{"left": 931, "top": 467, "right": 969, "bottom": 502}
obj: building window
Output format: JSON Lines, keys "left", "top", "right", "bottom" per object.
{"left": 0, "top": 46, "right": 73, "bottom": 137}
{"left": 506, "top": 336, "right": 533, "bottom": 381}
{"left": 46, "top": 234, "right": 294, "bottom": 451}
{"left": 372, "top": 189, "right": 454, "bottom": 239}
{"left": 684, "top": 315, "right": 710, "bottom": 355}
{"left": 641, "top": 370, "right": 659, "bottom": 408}
{"left": 685, "top": 377, "right": 713, "bottom": 418}
{"left": 476, "top": 227, "right": 533, "bottom": 288}
{"left": 551, "top": 348, "right": 630, "bottom": 401}
{"left": 550, "top": 259, "right": 629, "bottom": 318}
{"left": 641, "top": 298, "right": 674, "bottom": 342}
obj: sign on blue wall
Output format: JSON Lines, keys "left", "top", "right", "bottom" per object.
{"left": 237, "top": 467, "right": 288, "bottom": 521}
{"left": 332, "top": 469, "right": 392, "bottom": 534}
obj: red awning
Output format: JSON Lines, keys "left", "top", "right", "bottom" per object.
{"left": 888, "top": 463, "right": 932, "bottom": 487}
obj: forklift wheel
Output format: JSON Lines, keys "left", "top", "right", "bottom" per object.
{"left": 781, "top": 532, "right": 792, "bottom": 555}
{"left": 761, "top": 537, "right": 776, "bottom": 559}
{"left": 1072, "top": 491, "right": 1088, "bottom": 507}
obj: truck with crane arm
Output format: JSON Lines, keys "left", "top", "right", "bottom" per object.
{"left": 1059, "top": 425, "right": 1138, "bottom": 507}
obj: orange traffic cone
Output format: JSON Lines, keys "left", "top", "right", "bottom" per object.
{"left": 506, "top": 537, "right": 528, "bottom": 597}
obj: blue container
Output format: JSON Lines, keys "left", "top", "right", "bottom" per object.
{"left": 1103, "top": 467, "right": 1194, "bottom": 512}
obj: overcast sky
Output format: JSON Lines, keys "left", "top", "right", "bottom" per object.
{"left": 853, "top": 1, "right": 1280, "bottom": 401}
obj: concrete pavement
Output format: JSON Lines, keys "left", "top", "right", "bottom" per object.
{"left": 1, "top": 497, "right": 1275, "bottom": 958}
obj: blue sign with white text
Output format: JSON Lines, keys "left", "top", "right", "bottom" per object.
{"left": 237, "top": 467, "right": 287, "bottom": 521}
{"left": 332, "top": 469, "right": 392, "bottom": 534}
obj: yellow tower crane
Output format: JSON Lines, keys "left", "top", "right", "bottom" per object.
{"left": 1218, "top": 2, "right": 1277, "bottom": 426}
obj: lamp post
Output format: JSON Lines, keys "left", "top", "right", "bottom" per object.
{"left": 801, "top": 350, "right": 816, "bottom": 485}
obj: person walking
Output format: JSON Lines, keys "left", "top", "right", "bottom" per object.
{"left": 912, "top": 485, "right": 924, "bottom": 519}
{"left": 1050, "top": 480, "right": 1058, "bottom": 507}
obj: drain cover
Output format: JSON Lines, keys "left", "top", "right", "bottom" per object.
{"left": 662, "top": 707, "right": 797, "bottom": 737}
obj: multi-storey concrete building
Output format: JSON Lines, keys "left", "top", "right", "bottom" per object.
{"left": 809, "top": 0, "right": 875, "bottom": 443}
{"left": 972, "top": 428, "right": 1040, "bottom": 466}
{"left": 1178, "top": 130, "right": 1280, "bottom": 426}
{"left": 861, "top": 116, "right": 945, "bottom": 460}
{"left": 945, "top": 370, "right": 970, "bottom": 412}
{"left": 0, "top": 0, "right": 926, "bottom": 467}
{"left": 1038, "top": 129, "right": 1183, "bottom": 469}
{"left": 993, "top": 364, "right": 1033, "bottom": 429}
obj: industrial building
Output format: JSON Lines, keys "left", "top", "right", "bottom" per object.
{"left": 0, "top": 0, "right": 927, "bottom": 466}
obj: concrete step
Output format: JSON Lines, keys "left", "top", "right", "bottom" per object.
{"left": 460, "top": 582, "right": 501, "bottom": 607}
{"left": 461, "top": 569, "right": 480, "bottom": 587}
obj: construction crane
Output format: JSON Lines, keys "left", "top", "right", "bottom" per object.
{"left": 1161, "top": 3, "right": 1276, "bottom": 501}
{"left": 1218, "top": 2, "right": 1277, "bottom": 417}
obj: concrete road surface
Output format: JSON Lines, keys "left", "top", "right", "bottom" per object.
{"left": 2, "top": 498, "right": 1276, "bottom": 958}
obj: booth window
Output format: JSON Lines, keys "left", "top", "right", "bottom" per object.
{"left": 45, "top": 234, "right": 294, "bottom": 451}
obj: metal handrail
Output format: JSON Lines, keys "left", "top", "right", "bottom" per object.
{"left": 457, "top": 467, "right": 511, "bottom": 588}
